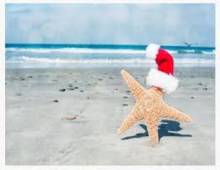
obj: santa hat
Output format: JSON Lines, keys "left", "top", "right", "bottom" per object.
{"left": 145, "top": 43, "right": 179, "bottom": 94}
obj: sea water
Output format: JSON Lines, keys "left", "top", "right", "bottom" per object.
{"left": 5, "top": 44, "right": 215, "bottom": 68}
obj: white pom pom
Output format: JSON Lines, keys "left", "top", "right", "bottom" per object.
{"left": 145, "top": 43, "right": 160, "bottom": 59}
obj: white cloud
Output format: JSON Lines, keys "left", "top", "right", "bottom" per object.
{"left": 5, "top": 3, "right": 215, "bottom": 46}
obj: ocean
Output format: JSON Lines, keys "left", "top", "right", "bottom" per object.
{"left": 5, "top": 44, "right": 215, "bottom": 68}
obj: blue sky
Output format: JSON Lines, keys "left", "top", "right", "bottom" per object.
{"left": 5, "top": 3, "right": 215, "bottom": 46}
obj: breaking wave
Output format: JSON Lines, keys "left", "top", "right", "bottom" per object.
{"left": 6, "top": 56, "right": 214, "bottom": 67}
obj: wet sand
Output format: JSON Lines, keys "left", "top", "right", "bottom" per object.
{"left": 5, "top": 66, "right": 215, "bottom": 165}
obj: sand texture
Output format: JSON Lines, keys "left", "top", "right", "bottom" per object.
{"left": 5, "top": 67, "right": 215, "bottom": 165}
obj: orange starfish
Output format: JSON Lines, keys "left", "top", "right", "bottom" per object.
{"left": 117, "top": 69, "right": 192, "bottom": 144}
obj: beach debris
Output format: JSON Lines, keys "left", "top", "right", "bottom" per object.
{"left": 20, "top": 77, "right": 25, "bottom": 81}
{"left": 53, "top": 99, "right": 59, "bottom": 103}
{"left": 126, "top": 90, "right": 131, "bottom": 94}
{"left": 123, "top": 96, "right": 128, "bottom": 99}
{"left": 198, "top": 82, "right": 203, "bottom": 86}
{"left": 190, "top": 96, "right": 195, "bottom": 99}
{"left": 68, "top": 83, "right": 73, "bottom": 87}
{"left": 80, "top": 90, "right": 84, "bottom": 93}
{"left": 98, "top": 78, "right": 103, "bottom": 81}
{"left": 122, "top": 104, "right": 128, "bottom": 107}
{"left": 203, "top": 87, "right": 208, "bottom": 91}
{"left": 117, "top": 70, "right": 192, "bottom": 145}
{"left": 59, "top": 88, "right": 66, "bottom": 92}
{"left": 74, "top": 86, "right": 79, "bottom": 89}
{"left": 67, "top": 88, "right": 75, "bottom": 91}
{"left": 16, "top": 93, "right": 22, "bottom": 96}
{"left": 27, "top": 76, "right": 33, "bottom": 78}
{"left": 62, "top": 115, "right": 77, "bottom": 120}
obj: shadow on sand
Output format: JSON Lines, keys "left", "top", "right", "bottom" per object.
{"left": 121, "top": 120, "right": 192, "bottom": 141}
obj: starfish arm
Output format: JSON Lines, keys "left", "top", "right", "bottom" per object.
{"left": 160, "top": 103, "right": 192, "bottom": 122}
{"left": 117, "top": 105, "right": 141, "bottom": 135}
{"left": 121, "top": 69, "right": 145, "bottom": 100}
{"left": 145, "top": 118, "right": 159, "bottom": 144}
{"left": 148, "top": 124, "right": 159, "bottom": 144}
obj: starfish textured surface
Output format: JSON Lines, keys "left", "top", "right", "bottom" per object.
{"left": 117, "top": 69, "right": 192, "bottom": 144}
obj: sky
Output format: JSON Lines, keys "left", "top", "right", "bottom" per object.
{"left": 5, "top": 3, "right": 215, "bottom": 46}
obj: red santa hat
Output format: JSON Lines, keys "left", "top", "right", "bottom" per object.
{"left": 145, "top": 43, "right": 179, "bottom": 94}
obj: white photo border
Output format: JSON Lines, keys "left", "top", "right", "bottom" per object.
{"left": 0, "top": 0, "right": 219, "bottom": 170}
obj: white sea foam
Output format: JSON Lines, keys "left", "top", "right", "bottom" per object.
{"left": 11, "top": 56, "right": 153, "bottom": 64}
{"left": 6, "top": 56, "right": 214, "bottom": 67}
{"left": 166, "top": 50, "right": 178, "bottom": 54}
{"left": 202, "top": 50, "right": 215, "bottom": 55}
{"left": 6, "top": 46, "right": 215, "bottom": 68}
{"left": 6, "top": 47, "right": 214, "bottom": 55}
{"left": 6, "top": 47, "right": 145, "bottom": 54}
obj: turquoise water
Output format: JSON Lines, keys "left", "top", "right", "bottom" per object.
{"left": 5, "top": 43, "right": 214, "bottom": 52}
{"left": 5, "top": 43, "right": 215, "bottom": 68}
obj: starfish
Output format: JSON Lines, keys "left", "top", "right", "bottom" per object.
{"left": 117, "top": 69, "right": 192, "bottom": 144}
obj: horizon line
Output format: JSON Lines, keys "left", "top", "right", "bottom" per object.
{"left": 5, "top": 43, "right": 215, "bottom": 49}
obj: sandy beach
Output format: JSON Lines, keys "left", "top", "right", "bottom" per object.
{"left": 5, "top": 66, "right": 215, "bottom": 165}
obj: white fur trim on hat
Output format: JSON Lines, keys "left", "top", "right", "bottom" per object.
{"left": 146, "top": 69, "right": 179, "bottom": 94}
{"left": 145, "top": 43, "right": 160, "bottom": 59}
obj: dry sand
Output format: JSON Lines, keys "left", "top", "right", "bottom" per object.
{"left": 5, "top": 66, "right": 215, "bottom": 165}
